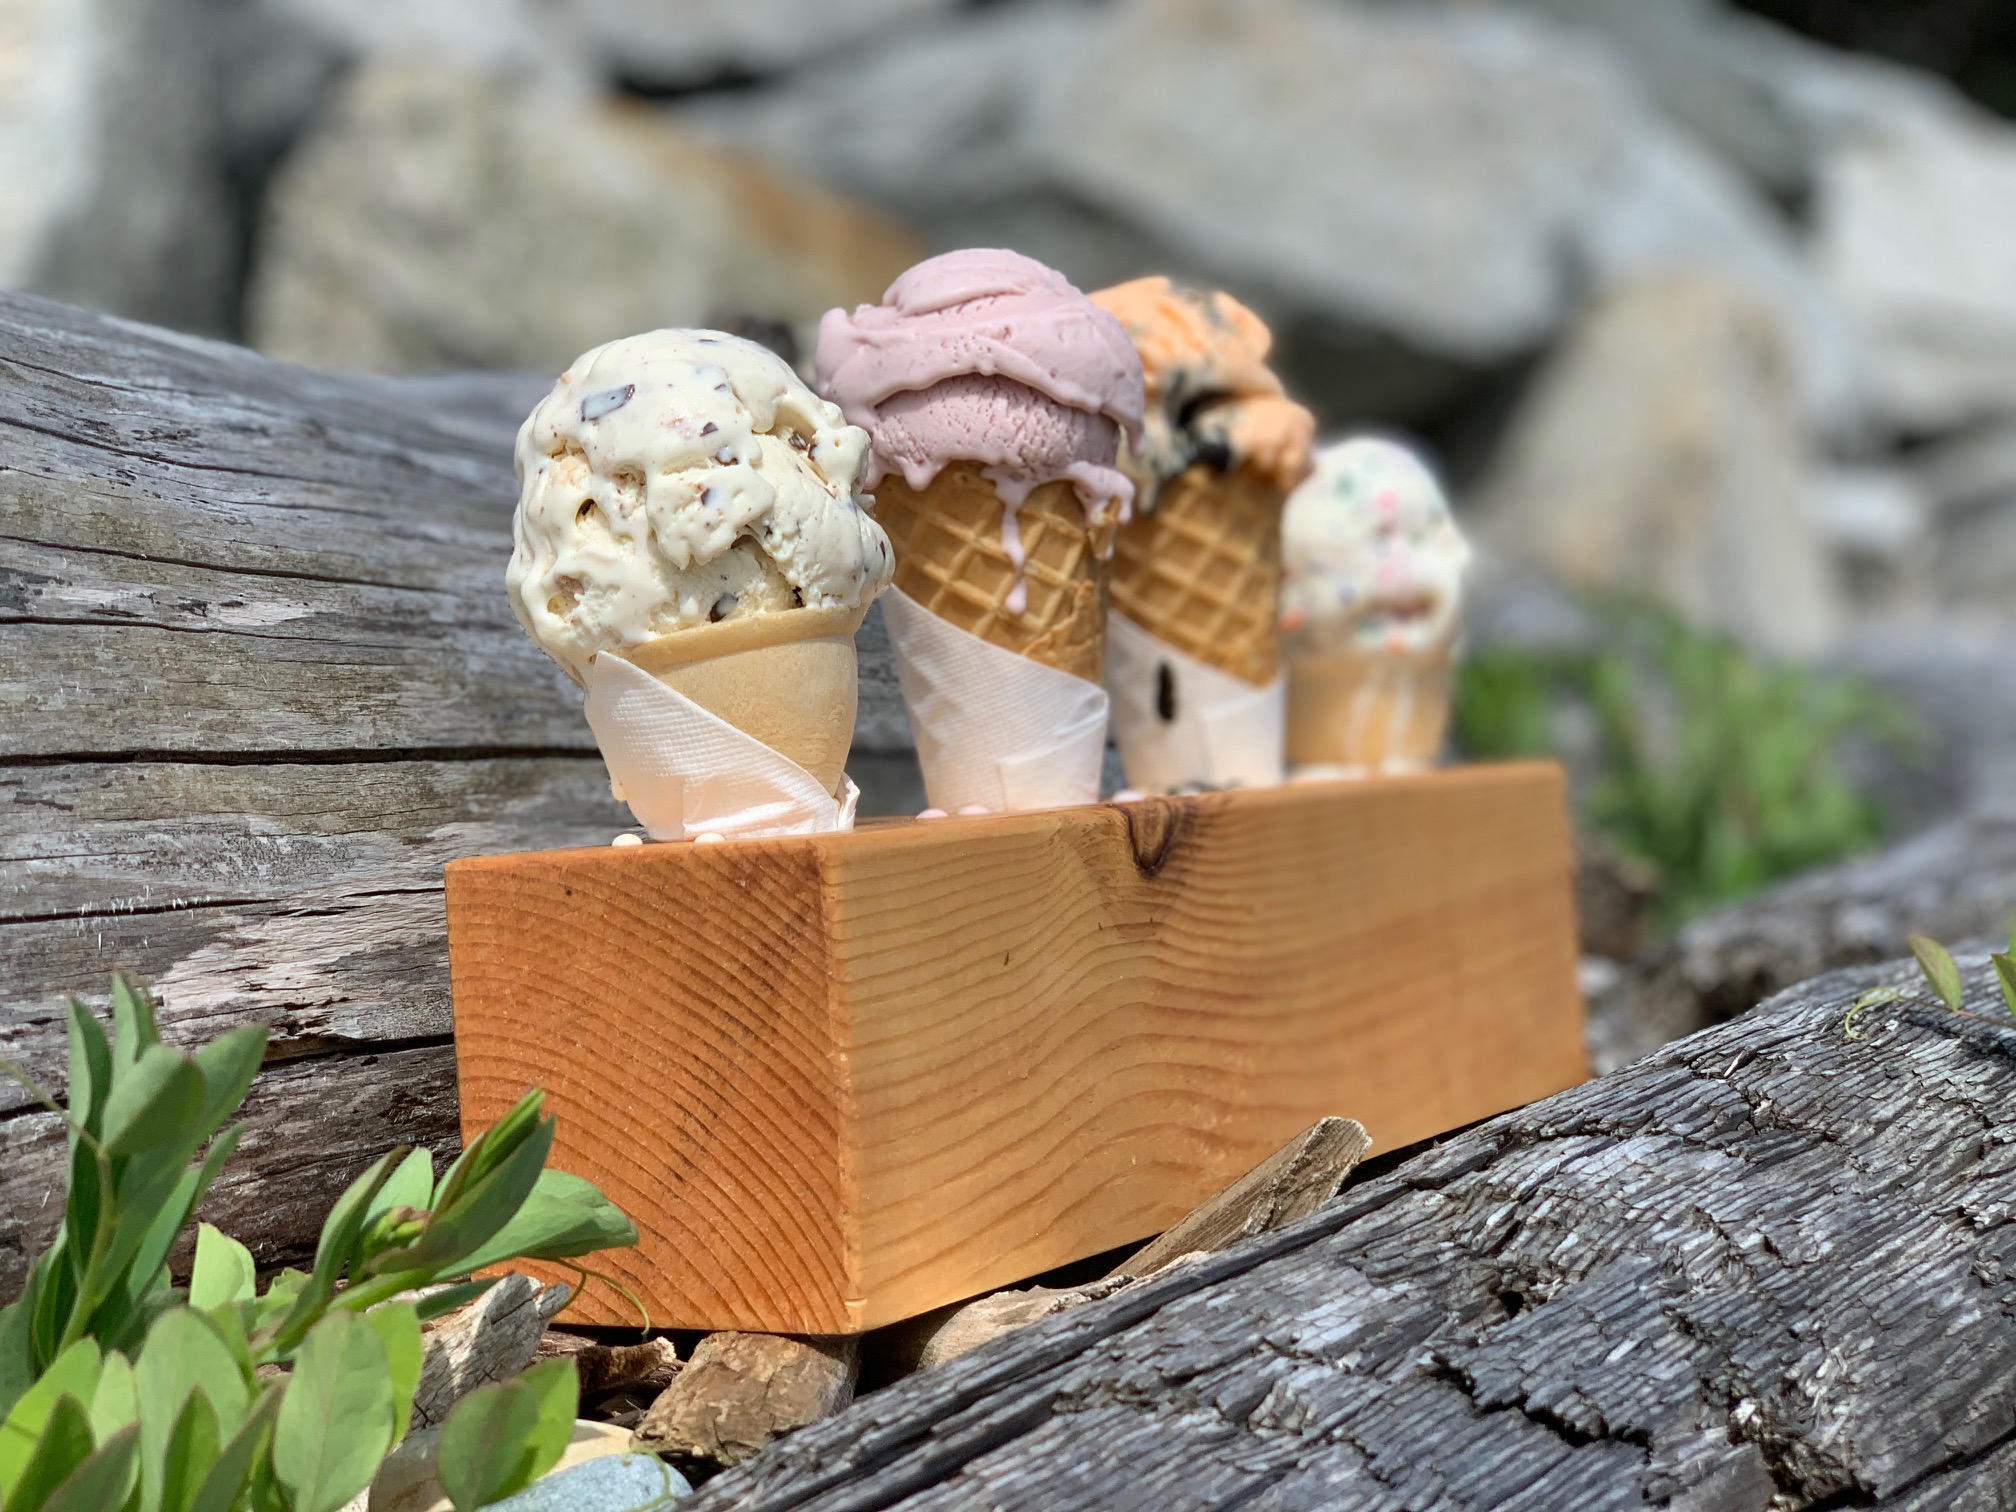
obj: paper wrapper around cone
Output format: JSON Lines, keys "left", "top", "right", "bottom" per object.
{"left": 613, "top": 604, "right": 866, "bottom": 796}
{"left": 1286, "top": 644, "right": 1454, "bottom": 773}
{"left": 1108, "top": 464, "right": 1284, "bottom": 688}
{"left": 869, "top": 463, "right": 1111, "bottom": 683}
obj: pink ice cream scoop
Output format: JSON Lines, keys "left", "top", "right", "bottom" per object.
{"left": 815, "top": 249, "right": 1145, "bottom": 515}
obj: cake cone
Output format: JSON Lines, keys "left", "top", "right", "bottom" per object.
{"left": 1108, "top": 463, "right": 1284, "bottom": 687}
{"left": 613, "top": 603, "right": 867, "bottom": 794}
{"left": 1286, "top": 642, "right": 1453, "bottom": 772}
{"left": 870, "top": 462, "right": 1115, "bottom": 683}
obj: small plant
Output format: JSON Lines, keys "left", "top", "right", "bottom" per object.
{"left": 0, "top": 976, "right": 639, "bottom": 1512}
{"left": 1845, "top": 933, "right": 2016, "bottom": 1040}
{"left": 1455, "top": 595, "right": 1917, "bottom": 928}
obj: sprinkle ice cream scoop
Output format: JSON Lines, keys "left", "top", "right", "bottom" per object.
{"left": 509, "top": 329, "right": 893, "bottom": 686}
{"left": 1282, "top": 438, "right": 1471, "bottom": 660}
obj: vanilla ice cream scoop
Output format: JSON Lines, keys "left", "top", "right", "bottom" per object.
{"left": 1282, "top": 438, "right": 1471, "bottom": 659}
{"left": 509, "top": 330, "right": 893, "bottom": 685}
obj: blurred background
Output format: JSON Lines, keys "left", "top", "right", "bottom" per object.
{"left": 10, "top": 0, "right": 2016, "bottom": 1062}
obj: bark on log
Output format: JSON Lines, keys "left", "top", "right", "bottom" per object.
{"left": 685, "top": 957, "right": 2016, "bottom": 1510}
{"left": 0, "top": 291, "right": 913, "bottom": 1294}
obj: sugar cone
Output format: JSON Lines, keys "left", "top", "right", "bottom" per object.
{"left": 870, "top": 463, "right": 1112, "bottom": 683}
{"left": 1286, "top": 643, "right": 1453, "bottom": 772}
{"left": 1108, "top": 464, "right": 1284, "bottom": 687}
{"left": 614, "top": 604, "right": 866, "bottom": 794}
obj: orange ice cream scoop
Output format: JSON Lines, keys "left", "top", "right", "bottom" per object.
{"left": 1090, "top": 276, "right": 1315, "bottom": 511}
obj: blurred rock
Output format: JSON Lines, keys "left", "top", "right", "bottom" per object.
{"left": 1575, "top": 831, "right": 1662, "bottom": 963}
{"left": 1812, "top": 465, "right": 1933, "bottom": 610}
{"left": 1911, "top": 424, "right": 2016, "bottom": 613}
{"left": 247, "top": 63, "right": 921, "bottom": 373}
{"left": 1814, "top": 90, "right": 2016, "bottom": 435}
{"left": 1470, "top": 273, "right": 1841, "bottom": 658}
{"left": 0, "top": 0, "right": 253, "bottom": 334}
{"left": 558, "top": 0, "right": 958, "bottom": 91}
{"left": 688, "top": 0, "right": 1868, "bottom": 432}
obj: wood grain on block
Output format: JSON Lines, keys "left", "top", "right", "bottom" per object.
{"left": 633, "top": 1333, "right": 859, "bottom": 1470}
{"left": 448, "top": 764, "right": 1586, "bottom": 1334}
{"left": 1111, "top": 1116, "right": 1371, "bottom": 1280}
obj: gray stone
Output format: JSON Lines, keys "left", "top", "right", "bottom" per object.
{"left": 484, "top": 1453, "right": 689, "bottom": 1511}
{"left": 555, "top": 0, "right": 957, "bottom": 90}
{"left": 1908, "top": 423, "right": 2016, "bottom": 614}
{"left": 1469, "top": 272, "right": 1842, "bottom": 658}
{"left": 246, "top": 62, "right": 920, "bottom": 373}
{"left": 688, "top": 0, "right": 1869, "bottom": 432}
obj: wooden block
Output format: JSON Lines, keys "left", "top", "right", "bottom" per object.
{"left": 446, "top": 763, "right": 1587, "bottom": 1335}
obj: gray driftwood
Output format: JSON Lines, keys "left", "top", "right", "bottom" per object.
{"left": 410, "top": 1276, "right": 571, "bottom": 1429}
{"left": 1110, "top": 1116, "right": 1370, "bottom": 1280}
{"left": 685, "top": 957, "right": 2016, "bottom": 1510}
{"left": 635, "top": 1333, "right": 861, "bottom": 1471}
{"left": 0, "top": 291, "right": 914, "bottom": 1294}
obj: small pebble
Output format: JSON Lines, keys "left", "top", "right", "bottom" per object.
{"left": 695, "top": 832, "right": 727, "bottom": 844}
{"left": 612, "top": 833, "right": 644, "bottom": 848}
{"left": 957, "top": 804, "right": 991, "bottom": 816}
{"left": 918, "top": 808, "right": 949, "bottom": 820}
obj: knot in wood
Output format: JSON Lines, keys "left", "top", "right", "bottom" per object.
{"left": 1117, "top": 797, "right": 1189, "bottom": 877}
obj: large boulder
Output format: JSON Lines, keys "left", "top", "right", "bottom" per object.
{"left": 246, "top": 62, "right": 921, "bottom": 373}
{"left": 1467, "top": 272, "right": 1842, "bottom": 658}
{"left": 686, "top": 0, "right": 1869, "bottom": 432}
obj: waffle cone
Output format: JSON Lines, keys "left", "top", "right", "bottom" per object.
{"left": 1286, "top": 643, "right": 1453, "bottom": 772}
{"left": 614, "top": 604, "right": 866, "bottom": 794}
{"left": 1108, "top": 465, "right": 1283, "bottom": 686}
{"left": 871, "top": 463, "right": 1112, "bottom": 683}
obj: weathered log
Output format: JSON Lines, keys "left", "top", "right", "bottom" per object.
{"left": 635, "top": 1333, "right": 860, "bottom": 1471}
{"left": 0, "top": 291, "right": 913, "bottom": 1293}
{"left": 685, "top": 956, "right": 2016, "bottom": 1510}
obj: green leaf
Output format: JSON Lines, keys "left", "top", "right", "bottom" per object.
{"left": 434, "top": 1359, "right": 578, "bottom": 1512}
{"left": 184, "top": 1385, "right": 278, "bottom": 1512}
{"left": 412, "top": 1281, "right": 495, "bottom": 1326}
{"left": 0, "top": 1297, "right": 40, "bottom": 1428}
{"left": 156, "top": 1390, "right": 220, "bottom": 1512}
{"left": 379, "top": 1119, "right": 554, "bottom": 1278}
{"left": 0, "top": 1342, "right": 100, "bottom": 1499}
{"left": 188, "top": 1031, "right": 264, "bottom": 1150}
{"left": 93, "top": 1131, "right": 242, "bottom": 1354}
{"left": 37, "top": 1425, "right": 139, "bottom": 1512}
{"left": 135, "top": 1310, "right": 248, "bottom": 1512}
{"left": 187, "top": 1230, "right": 255, "bottom": 1315}
{"left": 88, "top": 1354, "right": 136, "bottom": 1444}
{"left": 1994, "top": 954, "right": 2016, "bottom": 1025}
{"left": 99, "top": 1047, "right": 206, "bottom": 1162}
{"left": 511, "top": 1360, "right": 577, "bottom": 1486}
{"left": 364, "top": 1149, "right": 432, "bottom": 1230}
{"left": 270, "top": 1312, "right": 394, "bottom": 1512}
{"left": 432, "top": 1093, "right": 545, "bottom": 1220}
{"left": 2, "top": 1395, "right": 94, "bottom": 1512}
{"left": 448, "top": 1170, "right": 637, "bottom": 1277}
{"left": 1909, "top": 936, "right": 1965, "bottom": 1011}
{"left": 64, "top": 1005, "right": 112, "bottom": 1146}
{"left": 268, "top": 1151, "right": 404, "bottom": 1353}
{"left": 249, "top": 1273, "right": 308, "bottom": 1340}
{"left": 108, "top": 978, "right": 161, "bottom": 1071}
{"left": 362, "top": 1304, "right": 421, "bottom": 1453}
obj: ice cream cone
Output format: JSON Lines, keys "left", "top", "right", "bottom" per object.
{"left": 614, "top": 603, "right": 868, "bottom": 794}
{"left": 871, "top": 462, "right": 1114, "bottom": 683}
{"left": 1286, "top": 643, "right": 1453, "bottom": 773}
{"left": 1108, "top": 463, "right": 1284, "bottom": 687}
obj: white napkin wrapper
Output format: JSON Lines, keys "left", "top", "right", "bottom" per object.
{"left": 880, "top": 586, "right": 1109, "bottom": 812}
{"left": 1105, "top": 610, "right": 1285, "bottom": 792}
{"left": 583, "top": 653, "right": 859, "bottom": 841}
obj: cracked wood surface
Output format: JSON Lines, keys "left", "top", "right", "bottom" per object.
{"left": 0, "top": 291, "right": 912, "bottom": 1296}
{"left": 688, "top": 958, "right": 2016, "bottom": 1511}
